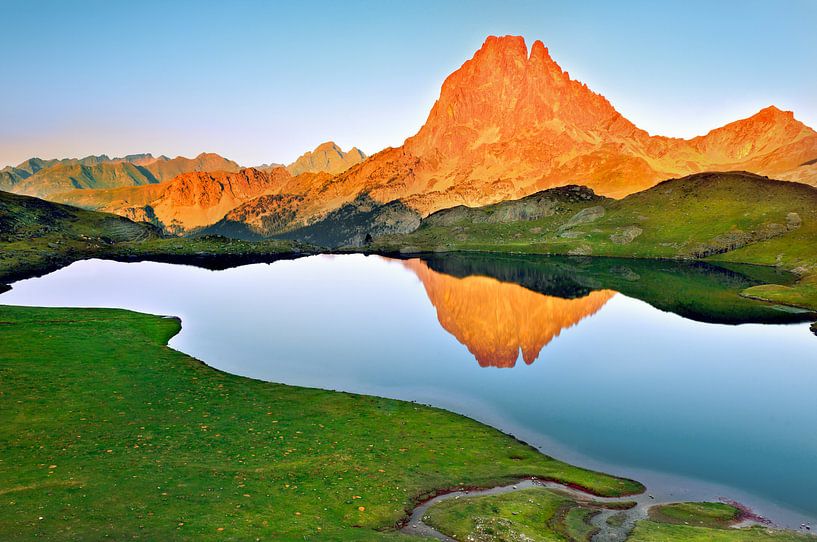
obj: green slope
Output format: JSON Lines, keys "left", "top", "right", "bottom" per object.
{"left": 0, "top": 191, "right": 306, "bottom": 284}
{"left": 0, "top": 189, "right": 158, "bottom": 281}
{"left": 373, "top": 172, "right": 817, "bottom": 310}
{"left": 423, "top": 491, "right": 812, "bottom": 542}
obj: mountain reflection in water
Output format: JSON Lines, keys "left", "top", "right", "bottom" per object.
{"left": 402, "top": 258, "right": 614, "bottom": 367}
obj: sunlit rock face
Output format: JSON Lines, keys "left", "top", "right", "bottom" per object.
{"left": 402, "top": 258, "right": 615, "bottom": 367}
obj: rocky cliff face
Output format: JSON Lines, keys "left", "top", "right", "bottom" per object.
{"left": 403, "top": 257, "right": 614, "bottom": 367}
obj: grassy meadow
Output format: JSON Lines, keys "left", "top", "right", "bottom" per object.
{"left": 0, "top": 305, "right": 642, "bottom": 541}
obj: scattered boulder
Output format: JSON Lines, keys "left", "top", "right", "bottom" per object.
{"left": 559, "top": 230, "right": 585, "bottom": 239}
{"left": 610, "top": 226, "right": 643, "bottom": 245}
{"left": 558, "top": 206, "right": 605, "bottom": 232}
{"left": 567, "top": 244, "right": 593, "bottom": 256}
{"left": 786, "top": 212, "right": 802, "bottom": 230}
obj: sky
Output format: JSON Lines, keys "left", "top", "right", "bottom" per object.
{"left": 2, "top": 0, "right": 815, "bottom": 168}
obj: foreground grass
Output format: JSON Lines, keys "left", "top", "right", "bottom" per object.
{"left": 647, "top": 502, "right": 741, "bottom": 528}
{"left": 631, "top": 503, "right": 814, "bottom": 541}
{"left": 424, "top": 487, "right": 632, "bottom": 542}
{"left": 629, "top": 522, "right": 812, "bottom": 542}
{"left": 0, "top": 305, "right": 641, "bottom": 540}
{"left": 423, "top": 492, "right": 813, "bottom": 542}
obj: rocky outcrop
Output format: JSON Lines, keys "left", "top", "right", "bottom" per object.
{"left": 425, "top": 185, "right": 606, "bottom": 228}
{"left": 558, "top": 206, "right": 606, "bottom": 232}
{"left": 278, "top": 194, "right": 421, "bottom": 248}
{"left": 610, "top": 226, "right": 643, "bottom": 244}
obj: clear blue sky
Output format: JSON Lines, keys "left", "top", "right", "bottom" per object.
{"left": 2, "top": 0, "right": 815, "bottom": 168}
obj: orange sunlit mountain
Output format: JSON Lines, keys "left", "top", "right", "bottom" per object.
{"left": 402, "top": 258, "right": 615, "bottom": 367}
{"left": 40, "top": 35, "right": 817, "bottom": 234}
{"left": 333, "top": 35, "right": 817, "bottom": 216}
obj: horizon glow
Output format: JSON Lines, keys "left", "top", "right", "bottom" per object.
{"left": 2, "top": 0, "right": 815, "bottom": 168}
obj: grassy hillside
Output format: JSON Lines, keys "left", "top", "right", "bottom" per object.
{"left": 0, "top": 189, "right": 158, "bottom": 281}
{"left": 0, "top": 305, "right": 642, "bottom": 540}
{"left": 0, "top": 190, "right": 309, "bottom": 284}
{"left": 373, "top": 172, "right": 817, "bottom": 310}
{"left": 424, "top": 487, "right": 632, "bottom": 542}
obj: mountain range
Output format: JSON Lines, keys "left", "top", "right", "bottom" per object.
{"left": 1, "top": 153, "right": 242, "bottom": 198}
{"left": 3, "top": 35, "right": 816, "bottom": 239}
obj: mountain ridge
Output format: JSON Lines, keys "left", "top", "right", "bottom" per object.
{"left": 15, "top": 35, "right": 817, "bottom": 237}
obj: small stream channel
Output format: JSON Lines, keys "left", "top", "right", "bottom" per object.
{"left": 400, "top": 478, "right": 768, "bottom": 542}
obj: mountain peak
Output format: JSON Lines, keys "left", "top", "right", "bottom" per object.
{"left": 406, "top": 34, "right": 633, "bottom": 158}
{"left": 753, "top": 105, "right": 796, "bottom": 122}
{"left": 314, "top": 141, "right": 341, "bottom": 153}
{"left": 287, "top": 141, "right": 366, "bottom": 176}
{"left": 478, "top": 34, "right": 528, "bottom": 58}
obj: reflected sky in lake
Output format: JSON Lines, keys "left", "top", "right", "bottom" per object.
{"left": 2, "top": 254, "right": 816, "bottom": 528}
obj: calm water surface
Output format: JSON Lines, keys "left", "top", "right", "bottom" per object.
{"left": 3, "top": 255, "right": 816, "bottom": 528}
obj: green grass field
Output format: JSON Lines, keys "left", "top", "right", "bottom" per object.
{"left": 0, "top": 305, "right": 642, "bottom": 540}
{"left": 647, "top": 502, "right": 741, "bottom": 528}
